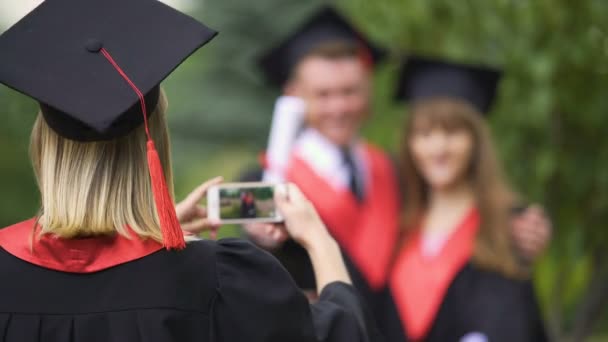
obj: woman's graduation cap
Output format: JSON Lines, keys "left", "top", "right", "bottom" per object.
{"left": 258, "top": 6, "right": 385, "bottom": 87}
{"left": 0, "top": 0, "right": 218, "bottom": 249}
{"left": 395, "top": 56, "right": 502, "bottom": 114}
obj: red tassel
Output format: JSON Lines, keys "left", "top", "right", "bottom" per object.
{"left": 147, "top": 140, "right": 185, "bottom": 250}
{"left": 98, "top": 48, "right": 185, "bottom": 250}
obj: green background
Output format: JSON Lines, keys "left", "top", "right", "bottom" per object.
{"left": 1, "top": 0, "right": 606, "bottom": 340}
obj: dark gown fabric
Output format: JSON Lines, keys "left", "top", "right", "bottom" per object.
{"left": 0, "top": 221, "right": 380, "bottom": 342}
{"left": 380, "top": 263, "right": 548, "bottom": 342}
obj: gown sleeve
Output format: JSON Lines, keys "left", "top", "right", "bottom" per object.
{"left": 211, "top": 238, "right": 381, "bottom": 342}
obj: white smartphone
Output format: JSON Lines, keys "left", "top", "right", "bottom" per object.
{"left": 207, "top": 182, "right": 285, "bottom": 224}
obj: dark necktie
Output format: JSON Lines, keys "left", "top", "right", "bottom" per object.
{"left": 341, "top": 148, "right": 363, "bottom": 202}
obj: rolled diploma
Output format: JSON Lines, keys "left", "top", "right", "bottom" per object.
{"left": 263, "top": 96, "right": 306, "bottom": 183}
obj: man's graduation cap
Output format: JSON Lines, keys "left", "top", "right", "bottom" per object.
{"left": 395, "top": 56, "right": 502, "bottom": 114}
{"left": 258, "top": 6, "right": 385, "bottom": 87}
{"left": 0, "top": 0, "right": 218, "bottom": 249}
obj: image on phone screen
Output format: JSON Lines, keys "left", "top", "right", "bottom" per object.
{"left": 219, "top": 186, "right": 279, "bottom": 220}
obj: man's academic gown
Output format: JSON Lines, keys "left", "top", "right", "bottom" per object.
{"left": 242, "top": 129, "right": 401, "bottom": 319}
{"left": 244, "top": 129, "right": 400, "bottom": 332}
{"left": 380, "top": 208, "right": 548, "bottom": 342}
{"left": 0, "top": 218, "right": 381, "bottom": 342}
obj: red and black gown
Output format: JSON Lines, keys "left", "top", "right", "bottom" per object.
{"left": 380, "top": 208, "right": 548, "bottom": 342}
{"left": 242, "top": 138, "right": 401, "bottom": 298}
{"left": 0, "top": 218, "right": 382, "bottom": 342}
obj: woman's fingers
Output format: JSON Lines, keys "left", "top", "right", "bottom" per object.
{"left": 274, "top": 183, "right": 328, "bottom": 249}
{"left": 209, "top": 226, "right": 218, "bottom": 240}
{"left": 182, "top": 205, "right": 210, "bottom": 224}
{"left": 176, "top": 177, "right": 223, "bottom": 223}
{"left": 512, "top": 214, "right": 551, "bottom": 260}
{"left": 244, "top": 223, "right": 285, "bottom": 249}
{"left": 196, "top": 205, "right": 207, "bottom": 218}
{"left": 181, "top": 217, "right": 220, "bottom": 234}
{"left": 274, "top": 184, "right": 290, "bottom": 208}
{"left": 523, "top": 205, "right": 552, "bottom": 235}
{"left": 267, "top": 224, "right": 289, "bottom": 244}
{"left": 184, "top": 176, "right": 223, "bottom": 208}
{"left": 285, "top": 183, "right": 306, "bottom": 202}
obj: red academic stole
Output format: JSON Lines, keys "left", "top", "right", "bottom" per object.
{"left": 390, "top": 208, "right": 480, "bottom": 341}
{"left": 286, "top": 143, "right": 401, "bottom": 290}
{"left": 0, "top": 218, "right": 163, "bottom": 273}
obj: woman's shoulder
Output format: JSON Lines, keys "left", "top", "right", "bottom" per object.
{"left": 457, "top": 262, "right": 529, "bottom": 284}
{"left": 185, "top": 238, "right": 282, "bottom": 277}
{"left": 187, "top": 237, "right": 270, "bottom": 255}
{"left": 450, "top": 262, "right": 536, "bottom": 302}
{"left": 209, "top": 238, "right": 289, "bottom": 282}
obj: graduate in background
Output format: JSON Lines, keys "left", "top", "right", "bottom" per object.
{"left": 245, "top": 5, "right": 551, "bottom": 307}
{"left": 0, "top": 1, "right": 382, "bottom": 341}
{"left": 243, "top": 6, "right": 401, "bottom": 303}
{"left": 381, "top": 56, "right": 548, "bottom": 342}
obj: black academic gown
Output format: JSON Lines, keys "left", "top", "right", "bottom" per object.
{"left": 380, "top": 209, "right": 548, "bottom": 342}
{"left": 0, "top": 219, "right": 382, "bottom": 342}
{"left": 381, "top": 264, "right": 548, "bottom": 342}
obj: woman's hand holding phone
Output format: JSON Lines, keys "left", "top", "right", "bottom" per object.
{"left": 275, "top": 183, "right": 351, "bottom": 291}
{"left": 243, "top": 184, "right": 321, "bottom": 250}
{"left": 244, "top": 183, "right": 331, "bottom": 250}
{"left": 179, "top": 180, "right": 350, "bottom": 292}
{"left": 176, "top": 176, "right": 223, "bottom": 238}
{"left": 242, "top": 222, "right": 289, "bottom": 250}
{"left": 274, "top": 184, "right": 331, "bottom": 251}
{"left": 510, "top": 204, "right": 552, "bottom": 262}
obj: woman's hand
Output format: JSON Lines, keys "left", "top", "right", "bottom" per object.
{"left": 274, "top": 183, "right": 332, "bottom": 251}
{"left": 511, "top": 204, "right": 552, "bottom": 262}
{"left": 176, "top": 176, "right": 222, "bottom": 238}
{"left": 242, "top": 222, "right": 289, "bottom": 250}
{"left": 275, "top": 183, "right": 351, "bottom": 291}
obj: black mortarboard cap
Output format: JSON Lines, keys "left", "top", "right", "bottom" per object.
{"left": 0, "top": 0, "right": 217, "bottom": 141}
{"left": 0, "top": 0, "right": 218, "bottom": 250}
{"left": 395, "top": 56, "right": 502, "bottom": 114}
{"left": 259, "top": 6, "right": 385, "bottom": 87}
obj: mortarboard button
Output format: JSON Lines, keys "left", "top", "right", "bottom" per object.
{"left": 85, "top": 39, "right": 103, "bottom": 53}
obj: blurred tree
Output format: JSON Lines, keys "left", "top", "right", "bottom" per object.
{"left": 338, "top": 1, "right": 608, "bottom": 340}
{"left": 0, "top": 87, "right": 39, "bottom": 226}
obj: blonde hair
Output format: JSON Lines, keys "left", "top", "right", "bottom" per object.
{"left": 29, "top": 89, "right": 172, "bottom": 242}
{"left": 399, "top": 97, "right": 523, "bottom": 278}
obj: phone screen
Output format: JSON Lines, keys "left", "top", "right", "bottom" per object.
{"left": 218, "top": 185, "right": 279, "bottom": 220}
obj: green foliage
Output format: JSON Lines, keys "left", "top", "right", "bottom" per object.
{"left": 0, "top": 87, "right": 39, "bottom": 226}
{"left": 338, "top": 0, "right": 608, "bottom": 339}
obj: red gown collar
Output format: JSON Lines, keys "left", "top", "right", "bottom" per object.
{"left": 390, "top": 207, "right": 480, "bottom": 341}
{"left": 286, "top": 143, "right": 402, "bottom": 290}
{"left": 0, "top": 218, "right": 164, "bottom": 273}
